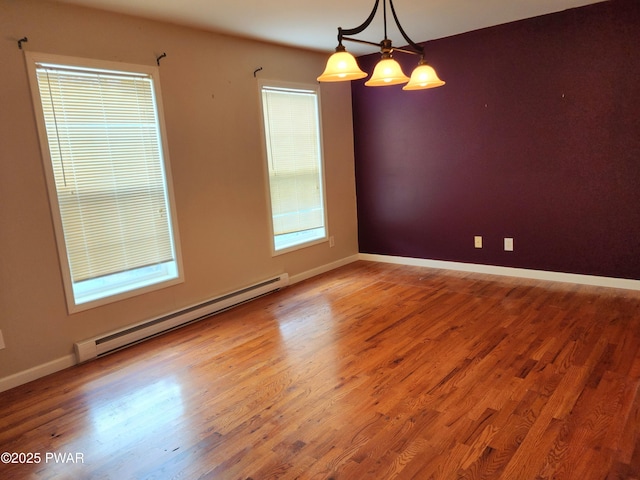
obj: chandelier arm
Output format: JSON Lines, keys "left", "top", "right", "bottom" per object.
{"left": 338, "top": 0, "right": 381, "bottom": 40}
{"left": 391, "top": 46, "right": 422, "bottom": 56}
{"left": 388, "top": 0, "right": 424, "bottom": 55}
{"left": 341, "top": 37, "right": 383, "bottom": 48}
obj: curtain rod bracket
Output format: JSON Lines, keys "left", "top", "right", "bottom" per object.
{"left": 18, "top": 37, "right": 28, "bottom": 50}
{"left": 156, "top": 52, "right": 166, "bottom": 66}
{"left": 253, "top": 67, "right": 263, "bottom": 77}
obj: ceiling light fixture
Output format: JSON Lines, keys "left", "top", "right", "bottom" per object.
{"left": 317, "top": 0, "right": 445, "bottom": 90}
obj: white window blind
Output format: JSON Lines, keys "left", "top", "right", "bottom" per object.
{"left": 28, "top": 55, "right": 181, "bottom": 310}
{"left": 261, "top": 85, "right": 327, "bottom": 251}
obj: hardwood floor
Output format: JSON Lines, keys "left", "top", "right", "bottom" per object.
{"left": 1, "top": 261, "right": 640, "bottom": 479}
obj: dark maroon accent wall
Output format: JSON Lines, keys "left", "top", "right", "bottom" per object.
{"left": 352, "top": 0, "right": 640, "bottom": 279}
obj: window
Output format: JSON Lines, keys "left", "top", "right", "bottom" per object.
{"left": 26, "top": 53, "right": 182, "bottom": 312}
{"left": 259, "top": 82, "right": 328, "bottom": 253}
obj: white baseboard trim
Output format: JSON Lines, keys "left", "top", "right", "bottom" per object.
{"left": 359, "top": 253, "right": 640, "bottom": 291}
{"left": 0, "top": 354, "right": 76, "bottom": 393}
{"left": 289, "top": 254, "right": 360, "bottom": 285}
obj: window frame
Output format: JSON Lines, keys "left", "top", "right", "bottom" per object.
{"left": 257, "top": 79, "right": 329, "bottom": 256}
{"left": 25, "top": 52, "right": 183, "bottom": 313}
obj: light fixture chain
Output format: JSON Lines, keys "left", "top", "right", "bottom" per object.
{"left": 383, "top": 0, "right": 388, "bottom": 40}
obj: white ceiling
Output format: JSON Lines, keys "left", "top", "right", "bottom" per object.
{"left": 52, "top": 0, "right": 606, "bottom": 55}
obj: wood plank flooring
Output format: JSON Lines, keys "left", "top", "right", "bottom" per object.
{"left": 1, "top": 261, "right": 640, "bottom": 479}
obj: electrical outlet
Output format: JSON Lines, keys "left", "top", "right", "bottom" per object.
{"left": 474, "top": 236, "right": 482, "bottom": 248}
{"left": 0, "top": 330, "right": 5, "bottom": 350}
{"left": 329, "top": 236, "right": 335, "bottom": 248}
{"left": 504, "top": 237, "right": 514, "bottom": 251}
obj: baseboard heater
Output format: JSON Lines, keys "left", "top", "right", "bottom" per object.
{"left": 74, "top": 273, "right": 289, "bottom": 363}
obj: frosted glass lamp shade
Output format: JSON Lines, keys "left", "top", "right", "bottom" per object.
{"left": 364, "top": 58, "right": 410, "bottom": 86}
{"left": 403, "top": 64, "right": 445, "bottom": 90}
{"left": 317, "top": 51, "right": 367, "bottom": 82}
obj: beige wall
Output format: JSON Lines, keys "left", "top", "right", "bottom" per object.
{"left": 0, "top": 0, "right": 358, "bottom": 380}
